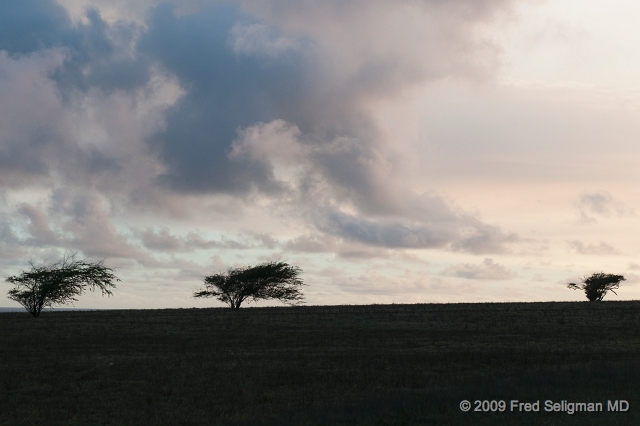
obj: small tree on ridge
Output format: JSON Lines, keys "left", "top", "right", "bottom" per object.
{"left": 193, "top": 261, "right": 305, "bottom": 309}
{"left": 567, "top": 272, "right": 625, "bottom": 302}
{"left": 6, "top": 253, "right": 119, "bottom": 317}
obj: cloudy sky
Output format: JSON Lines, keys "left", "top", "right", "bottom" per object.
{"left": 1, "top": 0, "right": 639, "bottom": 309}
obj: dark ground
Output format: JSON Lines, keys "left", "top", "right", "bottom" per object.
{"left": 1, "top": 301, "right": 640, "bottom": 425}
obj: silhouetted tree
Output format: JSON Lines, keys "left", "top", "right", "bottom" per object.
{"left": 6, "top": 253, "right": 119, "bottom": 317}
{"left": 193, "top": 261, "right": 305, "bottom": 309}
{"left": 567, "top": 272, "right": 625, "bottom": 302}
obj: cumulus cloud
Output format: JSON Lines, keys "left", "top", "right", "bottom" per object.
{"left": 2, "top": 0, "right": 521, "bottom": 214}
{"left": 0, "top": 2, "right": 181, "bottom": 201}
{"left": 0, "top": 48, "right": 70, "bottom": 187}
{"left": 232, "top": 120, "right": 521, "bottom": 254}
{"left": 0, "top": 1, "right": 153, "bottom": 95}
{"left": 137, "top": 3, "right": 307, "bottom": 194}
{"left": 136, "top": 0, "right": 516, "bottom": 203}
{"left": 0, "top": 0, "right": 531, "bottom": 291}
{"left": 441, "top": 258, "right": 517, "bottom": 280}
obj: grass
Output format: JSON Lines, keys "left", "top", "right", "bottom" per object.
{"left": 1, "top": 301, "right": 640, "bottom": 425}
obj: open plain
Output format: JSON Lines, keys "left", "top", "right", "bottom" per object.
{"left": 1, "top": 301, "right": 640, "bottom": 425}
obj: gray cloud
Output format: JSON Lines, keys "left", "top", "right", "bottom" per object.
{"left": 0, "top": 0, "right": 74, "bottom": 55}
{"left": 182, "top": 232, "right": 249, "bottom": 251}
{"left": 568, "top": 240, "right": 620, "bottom": 256}
{"left": 440, "top": 258, "right": 517, "bottom": 280}
{"left": 577, "top": 191, "right": 634, "bottom": 223}
{"left": 1, "top": 0, "right": 516, "bottom": 198}
{"left": 134, "top": 227, "right": 182, "bottom": 252}
{"left": 131, "top": 226, "right": 279, "bottom": 252}
{"left": 0, "top": 191, "right": 157, "bottom": 270}
{"left": 282, "top": 233, "right": 431, "bottom": 261}
{"left": 284, "top": 234, "right": 337, "bottom": 254}
{"left": 0, "top": 213, "right": 28, "bottom": 262}
{"left": 0, "top": 0, "right": 526, "bottom": 267}
{"left": 230, "top": 120, "right": 522, "bottom": 254}
{"left": 17, "top": 203, "right": 59, "bottom": 246}
{"left": 134, "top": 0, "right": 514, "bottom": 200}
{"left": 136, "top": 3, "right": 314, "bottom": 194}
{"left": 314, "top": 206, "right": 519, "bottom": 254}
{"left": 333, "top": 270, "right": 429, "bottom": 295}
{"left": 46, "top": 189, "right": 153, "bottom": 261}
{"left": 317, "top": 208, "right": 452, "bottom": 248}
{"left": 0, "top": 1, "right": 151, "bottom": 95}
{"left": 581, "top": 192, "right": 614, "bottom": 216}
{"left": 0, "top": 1, "right": 168, "bottom": 197}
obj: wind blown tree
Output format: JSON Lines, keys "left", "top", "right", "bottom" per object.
{"left": 193, "top": 261, "right": 305, "bottom": 309}
{"left": 567, "top": 272, "right": 625, "bottom": 302}
{"left": 6, "top": 254, "right": 120, "bottom": 317}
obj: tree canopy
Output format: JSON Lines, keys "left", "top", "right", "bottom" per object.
{"left": 567, "top": 272, "right": 625, "bottom": 302}
{"left": 6, "top": 254, "right": 119, "bottom": 317}
{"left": 193, "top": 261, "right": 305, "bottom": 309}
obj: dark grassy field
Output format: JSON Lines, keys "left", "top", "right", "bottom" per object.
{"left": 1, "top": 301, "right": 640, "bottom": 425}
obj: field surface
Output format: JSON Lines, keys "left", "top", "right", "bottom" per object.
{"left": 1, "top": 301, "right": 640, "bottom": 425}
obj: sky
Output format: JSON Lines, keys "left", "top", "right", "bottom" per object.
{"left": 1, "top": 0, "right": 639, "bottom": 309}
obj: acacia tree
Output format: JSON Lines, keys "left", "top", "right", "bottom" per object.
{"left": 567, "top": 272, "right": 625, "bottom": 302}
{"left": 6, "top": 253, "right": 120, "bottom": 317}
{"left": 193, "top": 261, "right": 305, "bottom": 309}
